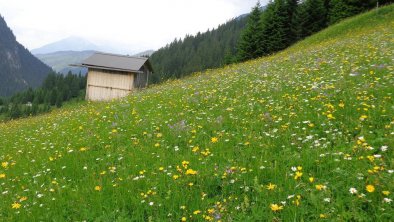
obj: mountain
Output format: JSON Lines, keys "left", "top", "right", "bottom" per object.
{"left": 0, "top": 15, "right": 52, "bottom": 97}
{"left": 31, "top": 36, "right": 101, "bottom": 54}
{"left": 35, "top": 50, "right": 96, "bottom": 75}
{"left": 0, "top": 5, "right": 393, "bottom": 220}
{"left": 32, "top": 36, "right": 138, "bottom": 55}
{"left": 34, "top": 49, "right": 155, "bottom": 75}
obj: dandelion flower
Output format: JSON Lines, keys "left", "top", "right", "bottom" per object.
{"left": 294, "top": 171, "right": 303, "bottom": 180}
{"left": 366, "top": 185, "right": 375, "bottom": 193}
{"left": 0, "top": 173, "right": 5, "bottom": 179}
{"left": 315, "top": 184, "right": 326, "bottom": 191}
{"left": 11, "top": 202, "right": 21, "bottom": 209}
{"left": 359, "top": 115, "right": 368, "bottom": 121}
{"left": 1, "top": 162, "right": 8, "bottom": 168}
{"left": 211, "top": 137, "right": 218, "bottom": 143}
{"left": 382, "top": 191, "right": 390, "bottom": 196}
{"left": 266, "top": 183, "right": 276, "bottom": 190}
{"left": 193, "top": 210, "right": 201, "bottom": 215}
{"left": 95, "top": 185, "right": 102, "bottom": 191}
{"left": 185, "top": 169, "right": 197, "bottom": 175}
{"left": 181, "top": 217, "right": 187, "bottom": 222}
{"left": 270, "top": 204, "right": 283, "bottom": 212}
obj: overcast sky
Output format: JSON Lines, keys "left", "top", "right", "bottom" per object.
{"left": 0, "top": 0, "right": 269, "bottom": 52}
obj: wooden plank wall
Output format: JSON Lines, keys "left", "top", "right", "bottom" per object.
{"left": 86, "top": 69, "right": 134, "bottom": 101}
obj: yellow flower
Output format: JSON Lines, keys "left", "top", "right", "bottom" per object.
{"left": 297, "top": 166, "right": 302, "bottom": 171}
{"left": 359, "top": 115, "right": 368, "bottom": 121}
{"left": 266, "top": 183, "right": 276, "bottom": 190}
{"left": 173, "top": 175, "right": 180, "bottom": 180}
{"left": 327, "top": 113, "right": 335, "bottom": 120}
{"left": 159, "top": 167, "right": 164, "bottom": 171}
{"left": 185, "top": 169, "right": 197, "bottom": 175}
{"left": 19, "top": 196, "right": 28, "bottom": 201}
{"left": 111, "top": 129, "right": 117, "bottom": 133}
{"left": 366, "top": 184, "right": 375, "bottom": 193}
{"left": 192, "top": 146, "right": 199, "bottom": 152}
{"left": 309, "top": 177, "right": 314, "bottom": 183}
{"left": 12, "top": 202, "right": 21, "bottom": 209}
{"left": 338, "top": 101, "right": 345, "bottom": 108}
{"left": 211, "top": 137, "right": 218, "bottom": 143}
{"left": 154, "top": 143, "right": 160, "bottom": 147}
{"left": 193, "top": 210, "right": 201, "bottom": 215}
{"left": 79, "top": 147, "right": 87, "bottom": 152}
{"left": 315, "top": 184, "right": 326, "bottom": 191}
{"left": 294, "top": 171, "right": 303, "bottom": 180}
{"left": 156, "top": 133, "right": 162, "bottom": 138}
{"left": 94, "top": 185, "right": 102, "bottom": 191}
{"left": 320, "top": 214, "right": 327, "bottom": 218}
{"left": 382, "top": 191, "right": 390, "bottom": 196}
{"left": 181, "top": 217, "right": 187, "bottom": 222}
{"left": 0, "top": 173, "right": 5, "bottom": 179}
{"left": 182, "top": 161, "right": 189, "bottom": 168}
{"left": 270, "top": 204, "right": 283, "bottom": 212}
{"left": 1, "top": 162, "right": 9, "bottom": 168}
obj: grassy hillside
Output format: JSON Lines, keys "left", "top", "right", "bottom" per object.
{"left": 0, "top": 5, "right": 393, "bottom": 221}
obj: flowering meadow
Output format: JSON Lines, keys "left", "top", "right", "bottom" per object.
{"left": 0, "top": 6, "right": 393, "bottom": 221}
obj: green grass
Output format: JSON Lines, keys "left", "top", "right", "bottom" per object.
{"left": 0, "top": 5, "right": 393, "bottom": 221}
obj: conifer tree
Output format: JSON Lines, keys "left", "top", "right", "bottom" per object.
{"left": 293, "top": 0, "right": 327, "bottom": 39}
{"left": 285, "top": 0, "right": 300, "bottom": 44}
{"left": 237, "top": 1, "right": 264, "bottom": 61}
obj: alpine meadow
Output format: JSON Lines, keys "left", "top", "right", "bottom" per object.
{"left": 0, "top": 5, "right": 393, "bottom": 222}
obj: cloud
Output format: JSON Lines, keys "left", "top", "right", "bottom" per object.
{"left": 0, "top": 0, "right": 268, "bottom": 51}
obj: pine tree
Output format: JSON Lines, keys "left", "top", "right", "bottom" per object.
{"left": 329, "top": 0, "right": 350, "bottom": 24}
{"left": 293, "top": 0, "right": 327, "bottom": 39}
{"left": 237, "top": 1, "right": 264, "bottom": 61}
{"left": 285, "top": 0, "right": 300, "bottom": 44}
{"left": 292, "top": 1, "right": 308, "bottom": 40}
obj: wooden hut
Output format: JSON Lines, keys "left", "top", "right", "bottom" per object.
{"left": 79, "top": 52, "right": 152, "bottom": 101}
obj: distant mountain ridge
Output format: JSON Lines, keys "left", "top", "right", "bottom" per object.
{"left": 35, "top": 50, "right": 95, "bottom": 75}
{"left": 0, "top": 15, "right": 52, "bottom": 97}
{"left": 35, "top": 49, "right": 155, "bottom": 75}
{"left": 31, "top": 36, "right": 101, "bottom": 54}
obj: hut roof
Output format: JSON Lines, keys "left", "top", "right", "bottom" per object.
{"left": 80, "top": 52, "right": 152, "bottom": 73}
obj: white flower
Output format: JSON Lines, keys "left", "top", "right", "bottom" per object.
{"left": 324, "top": 198, "right": 331, "bottom": 203}
{"left": 149, "top": 202, "right": 154, "bottom": 206}
{"left": 381, "top": 145, "right": 388, "bottom": 152}
{"left": 383, "top": 198, "right": 392, "bottom": 203}
{"left": 349, "top": 187, "right": 358, "bottom": 194}
{"left": 287, "top": 195, "right": 295, "bottom": 199}
{"left": 291, "top": 166, "right": 297, "bottom": 172}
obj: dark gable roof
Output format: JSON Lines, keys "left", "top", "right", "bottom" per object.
{"left": 81, "top": 52, "right": 152, "bottom": 73}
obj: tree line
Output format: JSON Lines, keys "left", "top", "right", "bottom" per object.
{"left": 0, "top": 72, "right": 86, "bottom": 120}
{"left": 237, "top": 0, "right": 393, "bottom": 61}
{"left": 149, "top": 16, "right": 248, "bottom": 84}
